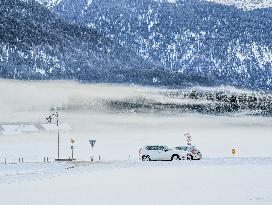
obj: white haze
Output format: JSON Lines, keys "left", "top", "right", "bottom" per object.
{"left": 0, "top": 79, "right": 272, "bottom": 162}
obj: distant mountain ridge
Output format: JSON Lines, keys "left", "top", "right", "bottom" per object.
{"left": 36, "top": 0, "right": 272, "bottom": 10}
{"left": 207, "top": 0, "right": 272, "bottom": 10}
{"left": 45, "top": 0, "right": 272, "bottom": 91}
{"left": 1, "top": 0, "right": 272, "bottom": 91}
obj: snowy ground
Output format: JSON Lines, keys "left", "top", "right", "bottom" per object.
{"left": 0, "top": 80, "right": 272, "bottom": 204}
{"left": 0, "top": 158, "right": 272, "bottom": 205}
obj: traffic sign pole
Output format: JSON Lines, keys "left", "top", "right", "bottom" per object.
{"left": 71, "top": 145, "right": 74, "bottom": 160}
{"left": 70, "top": 139, "right": 75, "bottom": 160}
{"left": 47, "top": 110, "right": 60, "bottom": 161}
{"left": 89, "top": 140, "right": 96, "bottom": 161}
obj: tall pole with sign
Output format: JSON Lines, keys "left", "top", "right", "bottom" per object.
{"left": 47, "top": 109, "right": 60, "bottom": 160}
{"left": 57, "top": 113, "right": 59, "bottom": 159}
{"left": 54, "top": 111, "right": 60, "bottom": 160}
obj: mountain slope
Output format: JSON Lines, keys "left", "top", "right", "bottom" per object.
{"left": 46, "top": 0, "right": 272, "bottom": 91}
{"left": 0, "top": 0, "right": 167, "bottom": 84}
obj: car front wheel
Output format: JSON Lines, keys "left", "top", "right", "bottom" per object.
{"left": 171, "top": 155, "right": 180, "bottom": 161}
{"left": 187, "top": 154, "right": 194, "bottom": 160}
{"left": 142, "top": 155, "right": 151, "bottom": 161}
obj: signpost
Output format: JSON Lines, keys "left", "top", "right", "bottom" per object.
{"left": 70, "top": 139, "right": 75, "bottom": 160}
{"left": 89, "top": 140, "right": 96, "bottom": 161}
{"left": 71, "top": 145, "right": 74, "bottom": 160}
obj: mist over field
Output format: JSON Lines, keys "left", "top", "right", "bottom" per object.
{"left": 0, "top": 80, "right": 271, "bottom": 160}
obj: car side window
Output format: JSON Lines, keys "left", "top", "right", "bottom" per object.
{"left": 149, "top": 146, "right": 158, "bottom": 150}
{"left": 159, "top": 146, "right": 168, "bottom": 150}
{"left": 146, "top": 146, "right": 151, "bottom": 150}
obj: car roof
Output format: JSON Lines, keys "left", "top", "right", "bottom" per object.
{"left": 145, "top": 145, "right": 169, "bottom": 148}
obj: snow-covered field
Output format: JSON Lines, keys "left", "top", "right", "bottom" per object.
{"left": 1, "top": 158, "right": 272, "bottom": 205}
{"left": 0, "top": 80, "right": 272, "bottom": 204}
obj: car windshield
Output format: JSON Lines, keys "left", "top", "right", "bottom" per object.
{"left": 175, "top": 147, "right": 181, "bottom": 150}
{"left": 191, "top": 146, "right": 199, "bottom": 151}
{"left": 175, "top": 146, "right": 185, "bottom": 151}
{"left": 162, "top": 146, "right": 172, "bottom": 151}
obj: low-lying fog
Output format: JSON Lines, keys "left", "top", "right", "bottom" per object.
{"left": 0, "top": 80, "right": 271, "bottom": 161}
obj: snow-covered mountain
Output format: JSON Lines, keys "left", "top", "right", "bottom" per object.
{"left": 207, "top": 0, "right": 272, "bottom": 10}
{"left": 1, "top": 0, "right": 272, "bottom": 90}
{"left": 35, "top": 0, "right": 272, "bottom": 11}
{"left": 45, "top": 0, "right": 272, "bottom": 90}
{"left": 0, "top": 0, "right": 164, "bottom": 83}
{"left": 33, "top": 0, "right": 61, "bottom": 8}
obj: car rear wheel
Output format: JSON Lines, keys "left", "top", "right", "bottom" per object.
{"left": 142, "top": 155, "right": 151, "bottom": 161}
{"left": 171, "top": 155, "right": 180, "bottom": 161}
{"left": 187, "top": 155, "right": 193, "bottom": 160}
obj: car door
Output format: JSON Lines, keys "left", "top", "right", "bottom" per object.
{"left": 158, "top": 146, "right": 171, "bottom": 160}
{"left": 149, "top": 146, "right": 160, "bottom": 160}
{"left": 186, "top": 146, "right": 193, "bottom": 154}
{"left": 177, "top": 146, "right": 189, "bottom": 158}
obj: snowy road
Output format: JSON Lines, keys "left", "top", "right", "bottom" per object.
{"left": 0, "top": 158, "right": 272, "bottom": 205}
{"left": 1, "top": 157, "right": 272, "bottom": 184}
{"left": 0, "top": 157, "right": 272, "bottom": 184}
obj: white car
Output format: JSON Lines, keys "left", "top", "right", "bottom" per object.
{"left": 175, "top": 146, "right": 202, "bottom": 160}
{"left": 139, "top": 145, "right": 187, "bottom": 161}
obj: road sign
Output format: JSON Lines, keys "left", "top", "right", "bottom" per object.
{"left": 70, "top": 139, "right": 75, "bottom": 144}
{"left": 89, "top": 140, "right": 96, "bottom": 161}
{"left": 232, "top": 148, "right": 236, "bottom": 156}
{"left": 46, "top": 116, "right": 52, "bottom": 123}
{"left": 89, "top": 140, "right": 96, "bottom": 148}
